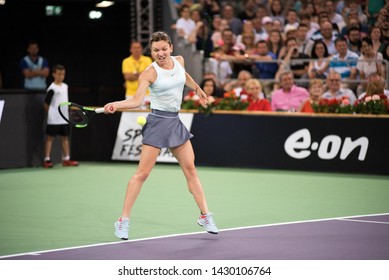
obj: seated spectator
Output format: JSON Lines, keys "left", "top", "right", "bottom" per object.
{"left": 346, "top": 2, "right": 368, "bottom": 25}
{"left": 307, "top": 40, "right": 331, "bottom": 79}
{"left": 363, "top": 80, "right": 386, "bottom": 98}
{"left": 249, "top": 40, "right": 279, "bottom": 97}
{"left": 275, "top": 37, "right": 309, "bottom": 88}
{"left": 325, "top": 0, "right": 345, "bottom": 32}
{"left": 269, "top": 0, "right": 286, "bottom": 26}
{"left": 296, "top": 23, "right": 311, "bottom": 56}
{"left": 210, "top": 17, "right": 230, "bottom": 48}
{"left": 237, "top": 0, "right": 257, "bottom": 21}
{"left": 377, "top": 6, "right": 389, "bottom": 21}
{"left": 262, "top": 16, "right": 275, "bottom": 37}
{"left": 221, "top": 3, "right": 243, "bottom": 36}
{"left": 309, "top": 20, "right": 338, "bottom": 55}
{"left": 213, "top": 28, "right": 253, "bottom": 77}
{"left": 183, "top": 77, "right": 218, "bottom": 108}
{"left": 204, "top": 50, "right": 233, "bottom": 91}
{"left": 202, "top": 72, "right": 225, "bottom": 98}
{"left": 189, "top": 8, "right": 213, "bottom": 58}
{"left": 223, "top": 69, "right": 253, "bottom": 97}
{"left": 329, "top": 37, "right": 359, "bottom": 90}
{"left": 303, "top": 1, "right": 320, "bottom": 27}
{"left": 284, "top": 9, "right": 300, "bottom": 32}
{"left": 175, "top": 5, "right": 196, "bottom": 44}
{"left": 251, "top": 16, "right": 268, "bottom": 41}
{"left": 299, "top": 12, "right": 319, "bottom": 40}
{"left": 346, "top": 26, "right": 362, "bottom": 56}
{"left": 358, "top": 73, "right": 389, "bottom": 100}
{"left": 231, "top": 33, "right": 256, "bottom": 75}
{"left": 376, "top": 8, "right": 389, "bottom": 44}
{"left": 199, "top": 78, "right": 218, "bottom": 105}
{"left": 283, "top": 26, "right": 298, "bottom": 42}
{"left": 207, "top": 28, "right": 236, "bottom": 82}
{"left": 365, "top": 0, "right": 385, "bottom": 26}
{"left": 255, "top": 3, "right": 270, "bottom": 20}
{"left": 322, "top": 71, "right": 357, "bottom": 104}
{"left": 340, "top": 13, "right": 369, "bottom": 39}
{"left": 356, "top": 37, "right": 385, "bottom": 96}
{"left": 236, "top": 20, "right": 262, "bottom": 45}
{"left": 272, "top": 18, "right": 284, "bottom": 33}
{"left": 236, "top": 32, "right": 257, "bottom": 55}
{"left": 202, "top": 0, "right": 221, "bottom": 18}
{"left": 250, "top": 40, "right": 278, "bottom": 73}
{"left": 370, "top": 26, "right": 385, "bottom": 55}
{"left": 245, "top": 79, "right": 271, "bottom": 111}
{"left": 271, "top": 71, "right": 310, "bottom": 112}
{"left": 267, "top": 30, "right": 286, "bottom": 59}
{"left": 298, "top": 79, "right": 324, "bottom": 113}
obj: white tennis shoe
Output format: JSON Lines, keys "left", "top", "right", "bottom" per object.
{"left": 114, "top": 217, "right": 130, "bottom": 240}
{"left": 197, "top": 212, "right": 218, "bottom": 234}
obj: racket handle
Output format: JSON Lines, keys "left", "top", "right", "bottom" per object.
{"left": 95, "top": 108, "right": 105, "bottom": 114}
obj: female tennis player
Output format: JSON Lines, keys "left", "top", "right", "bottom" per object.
{"left": 103, "top": 31, "right": 218, "bottom": 239}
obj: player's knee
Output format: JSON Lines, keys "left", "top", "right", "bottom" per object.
{"left": 133, "top": 171, "right": 150, "bottom": 183}
{"left": 184, "top": 164, "right": 197, "bottom": 178}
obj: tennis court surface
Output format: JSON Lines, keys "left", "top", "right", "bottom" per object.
{"left": 1, "top": 162, "right": 388, "bottom": 260}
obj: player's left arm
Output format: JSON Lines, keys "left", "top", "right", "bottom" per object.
{"left": 175, "top": 56, "right": 208, "bottom": 104}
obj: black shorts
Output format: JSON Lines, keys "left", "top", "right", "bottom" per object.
{"left": 46, "top": 124, "right": 70, "bottom": 137}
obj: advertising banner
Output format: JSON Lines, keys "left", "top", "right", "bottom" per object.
{"left": 112, "top": 112, "right": 194, "bottom": 163}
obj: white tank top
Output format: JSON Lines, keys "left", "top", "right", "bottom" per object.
{"left": 149, "top": 56, "right": 186, "bottom": 112}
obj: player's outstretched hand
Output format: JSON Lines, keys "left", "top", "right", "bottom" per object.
{"left": 197, "top": 88, "right": 209, "bottom": 106}
{"left": 104, "top": 103, "right": 117, "bottom": 114}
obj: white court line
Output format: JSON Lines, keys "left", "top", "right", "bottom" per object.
{"left": 337, "top": 218, "right": 389, "bottom": 225}
{"left": 1, "top": 212, "right": 388, "bottom": 259}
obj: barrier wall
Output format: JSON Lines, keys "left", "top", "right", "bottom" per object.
{"left": 0, "top": 91, "right": 62, "bottom": 168}
{"left": 71, "top": 111, "right": 389, "bottom": 175}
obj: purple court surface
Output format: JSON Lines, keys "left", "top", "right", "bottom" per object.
{"left": 3, "top": 214, "right": 389, "bottom": 260}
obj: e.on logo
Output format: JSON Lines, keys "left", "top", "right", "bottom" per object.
{"left": 284, "top": 128, "right": 369, "bottom": 161}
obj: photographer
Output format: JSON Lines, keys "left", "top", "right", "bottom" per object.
{"left": 273, "top": 37, "right": 310, "bottom": 89}
{"left": 281, "top": 37, "right": 310, "bottom": 79}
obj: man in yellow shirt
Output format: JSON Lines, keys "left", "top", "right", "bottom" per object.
{"left": 122, "top": 41, "right": 153, "bottom": 105}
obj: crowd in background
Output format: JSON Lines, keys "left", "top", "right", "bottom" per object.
{"left": 172, "top": 0, "right": 389, "bottom": 112}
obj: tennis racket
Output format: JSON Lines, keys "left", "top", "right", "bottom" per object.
{"left": 58, "top": 102, "right": 106, "bottom": 128}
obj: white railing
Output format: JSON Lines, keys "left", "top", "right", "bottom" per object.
{"left": 203, "top": 57, "right": 389, "bottom": 87}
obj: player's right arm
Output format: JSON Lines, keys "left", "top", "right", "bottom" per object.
{"left": 104, "top": 65, "right": 156, "bottom": 113}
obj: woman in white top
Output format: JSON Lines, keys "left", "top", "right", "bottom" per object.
{"left": 357, "top": 37, "right": 384, "bottom": 79}
{"left": 104, "top": 31, "right": 218, "bottom": 240}
{"left": 308, "top": 40, "right": 331, "bottom": 79}
{"left": 357, "top": 36, "right": 384, "bottom": 96}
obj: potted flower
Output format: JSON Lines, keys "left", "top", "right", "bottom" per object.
{"left": 312, "top": 96, "right": 354, "bottom": 114}
{"left": 354, "top": 94, "right": 389, "bottom": 114}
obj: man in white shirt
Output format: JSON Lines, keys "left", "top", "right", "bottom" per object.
{"left": 308, "top": 20, "right": 338, "bottom": 55}
{"left": 175, "top": 5, "right": 196, "bottom": 43}
{"left": 322, "top": 71, "right": 357, "bottom": 104}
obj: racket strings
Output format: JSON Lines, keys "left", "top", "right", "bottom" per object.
{"left": 69, "top": 109, "right": 87, "bottom": 124}
{"left": 59, "top": 105, "right": 89, "bottom": 126}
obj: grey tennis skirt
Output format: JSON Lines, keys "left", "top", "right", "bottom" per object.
{"left": 142, "top": 109, "right": 193, "bottom": 148}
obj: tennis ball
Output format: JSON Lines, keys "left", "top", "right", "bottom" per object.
{"left": 137, "top": 116, "right": 147, "bottom": 126}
